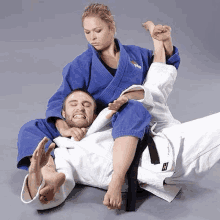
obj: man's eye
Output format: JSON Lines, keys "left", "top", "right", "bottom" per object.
{"left": 70, "top": 104, "right": 77, "bottom": 106}
{"left": 84, "top": 103, "right": 91, "bottom": 107}
{"left": 96, "top": 29, "right": 101, "bottom": 33}
{"left": 85, "top": 32, "right": 90, "bottom": 35}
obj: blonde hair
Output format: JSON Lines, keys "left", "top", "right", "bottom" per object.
{"left": 82, "top": 3, "right": 115, "bottom": 30}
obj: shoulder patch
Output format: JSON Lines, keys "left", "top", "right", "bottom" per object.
{"left": 131, "top": 60, "right": 141, "bottom": 69}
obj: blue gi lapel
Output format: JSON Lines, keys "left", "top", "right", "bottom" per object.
{"left": 92, "top": 39, "right": 130, "bottom": 105}
{"left": 88, "top": 39, "right": 144, "bottom": 106}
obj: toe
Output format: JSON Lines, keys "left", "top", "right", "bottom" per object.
{"left": 103, "top": 194, "right": 110, "bottom": 207}
{"left": 117, "top": 201, "right": 122, "bottom": 209}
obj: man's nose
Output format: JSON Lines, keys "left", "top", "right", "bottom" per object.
{"left": 77, "top": 104, "right": 85, "bottom": 111}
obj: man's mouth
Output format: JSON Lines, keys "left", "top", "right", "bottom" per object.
{"left": 73, "top": 114, "right": 86, "bottom": 119}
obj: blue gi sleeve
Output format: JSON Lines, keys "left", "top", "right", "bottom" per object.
{"left": 46, "top": 59, "right": 89, "bottom": 122}
{"left": 165, "top": 46, "right": 180, "bottom": 70}
{"left": 140, "top": 45, "right": 180, "bottom": 71}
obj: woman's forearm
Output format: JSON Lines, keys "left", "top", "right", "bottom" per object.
{"left": 55, "top": 118, "right": 69, "bottom": 134}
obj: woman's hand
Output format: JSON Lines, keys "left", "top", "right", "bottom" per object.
{"left": 60, "top": 127, "right": 87, "bottom": 141}
{"left": 56, "top": 119, "right": 87, "bottom": 141}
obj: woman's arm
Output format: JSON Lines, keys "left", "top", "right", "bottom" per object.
{"left": 55, "top": 119, "right": 87, "bottom": 141}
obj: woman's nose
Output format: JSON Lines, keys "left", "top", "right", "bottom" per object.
{"left": 91, "top": 32, "right": 97, "bottom": 40}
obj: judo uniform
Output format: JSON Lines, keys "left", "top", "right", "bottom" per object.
{"left": 17, "top": 39, "right": 180, "bottom": 170}
{"left": 21, "top": 63, "right": 220, "bottom": 210}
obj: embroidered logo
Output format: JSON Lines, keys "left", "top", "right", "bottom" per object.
{"left": 162, "top": 162, "right": 169, "bottom": 171}
{"left": 131, "top": 60, "right": 141, "bottom": 69}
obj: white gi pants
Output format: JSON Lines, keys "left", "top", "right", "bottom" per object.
{"left": 164, "top": 112, "right": 220, "bottom": 184}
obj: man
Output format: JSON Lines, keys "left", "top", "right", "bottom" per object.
{"left": 22, "top": 57, "right": 220, "bottom": 212}
{"left": 22, "top": 88, "right": 151, "bottom": 210}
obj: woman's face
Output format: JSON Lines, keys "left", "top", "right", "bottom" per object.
{"left": 83, "top": 16, "right": 115, "bottom": 51}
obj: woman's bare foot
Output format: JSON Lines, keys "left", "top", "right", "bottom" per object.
{"left": 103, "top": 173, "right": 124, "bottom": 209}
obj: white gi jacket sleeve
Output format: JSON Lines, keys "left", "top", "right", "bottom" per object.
{"left": 120, "top": 62, "right": 180, "bottom": 132}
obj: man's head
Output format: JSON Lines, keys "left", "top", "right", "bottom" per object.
{"left": 62, "top": 89, "right": 97, "bottom": 128}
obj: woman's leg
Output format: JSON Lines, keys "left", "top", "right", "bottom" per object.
{"left": 103, "top": 100, "right": 151, "bottom": 209}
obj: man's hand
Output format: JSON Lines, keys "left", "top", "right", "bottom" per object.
{"left": 60, "top": 127, "right": 87, "bottom": 141}
{"left": 106, "top": 96, "right": 128, "bottom": 119}
{"left": 28, "top": 137, "right": 55, "bottom": 199}
{"left": 142, "top": 21, "right": 173, "bottom": 58}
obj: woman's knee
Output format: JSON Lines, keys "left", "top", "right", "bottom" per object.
{"left": 120, "top": 100, "right": 151, "bottom": 120}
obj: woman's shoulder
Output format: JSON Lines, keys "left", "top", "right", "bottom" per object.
{"left": 70, "top": 47, "right": 93, "bottom": 66}
{"left": 62, "top": 48, "right": 93, "bottom": 76}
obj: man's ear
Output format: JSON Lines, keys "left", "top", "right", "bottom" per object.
{"left": 93, "top": 114, "right": 97, "bottom": 121}
{"left": 62, "top": 110, "right": 66, "bottom": 119}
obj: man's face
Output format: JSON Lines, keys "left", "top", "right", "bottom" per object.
{"left": 62, "top": 91, "right": 96, "bottom": 128}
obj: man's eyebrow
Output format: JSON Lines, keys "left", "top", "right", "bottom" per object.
{"left": 68, "top": 100, "right": 78, "bottom": 103}
{"left": 82, "top": 100, "right": 92, "bottom": 105}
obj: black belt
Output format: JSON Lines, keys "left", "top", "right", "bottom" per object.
{"left": 126, "top": 131, "right": 160, "bottom": 211}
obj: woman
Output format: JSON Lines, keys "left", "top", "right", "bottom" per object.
{"left": 17, "top": 3, "right": 180, "bottom": 209}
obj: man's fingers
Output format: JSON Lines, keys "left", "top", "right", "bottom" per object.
{"left": 106, "top": 110, "right": 117, "bottom": 119}
{"left": 45, "top": 143, "right": 55, "bottom": 158}
{"left": 32, "top": 137, "right": 48, "bottom": 160}
{"left": 37, "top": 137, "right": 49, "bottom": 160}
{"left": 108, "top": 96, "right": 128, "bottom": 111}
{"left": 37, "top": 137, "right": 48, "bottom": 152}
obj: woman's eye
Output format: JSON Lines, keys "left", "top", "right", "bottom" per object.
{"left": 85, "top": 32, "right": 90, "bottom": 35}
{"left": 96, "top": 29, "right": 101, "bottom": 33}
